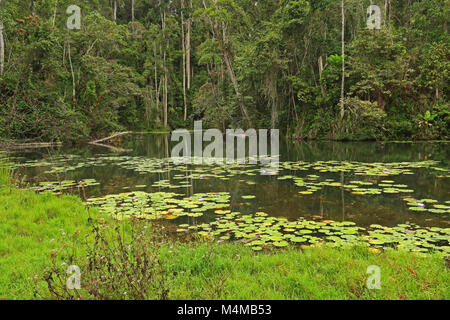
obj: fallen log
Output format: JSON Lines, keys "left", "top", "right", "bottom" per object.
{"left": 90, "top": 131, "right": 132, "bottom": 144}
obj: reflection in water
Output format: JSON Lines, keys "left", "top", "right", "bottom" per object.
{"left": 8, "top": 135, "right": 450, "bottom": 229}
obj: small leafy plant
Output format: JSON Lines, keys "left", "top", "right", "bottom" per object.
{"left": 418, "top": 110, "right": 437, "bottom": 127}
{"left": 39, "top": 219, "right": 170, "bottom": 300}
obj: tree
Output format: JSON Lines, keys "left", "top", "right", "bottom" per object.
{"left": 0, "top": 0, "right": 4, "bottom": 76}
{"left": 348, "top": 29, "right": 406, "bottom": 111}
{"left": 340, "top": 0, "right": 345, "bottom": 119}
{"left": 197, "top": 0, "right": 252, "bottom": 126}
{"left": 0, "top": 0, "right": 448, "bottom": 142}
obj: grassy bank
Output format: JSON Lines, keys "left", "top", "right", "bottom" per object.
{"left": 0, "top": 187, "right": 94, "bottom": 299}
{"left": 162, "top": 243, "right": 449, "bottom": 300}
{"left": 0, "top": 186, "right": 448, "bottom": 300}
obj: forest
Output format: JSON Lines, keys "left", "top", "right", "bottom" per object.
{"left": 0, "top": 0, "right": 448, "bottom": 142}
{"left": 0, "top": 0, "right": 450, "bottom": 302}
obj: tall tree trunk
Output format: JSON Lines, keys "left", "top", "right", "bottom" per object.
{"left": 205, "top": 0, "right": 252, "bottom": 126}
{"left": 162, "top": 9, "right": 168, "bottom": 128}
{"left": 271, "top": 97, "right": 277, "bottom": 129}
{"left": 385, "top": 0, "right": 391, "bottom": 27}
{"left": 186, "top": 0, "right": 192, "bottom": 90}
{"left": 154, "top": 44, "right": 159, "bottom": 119}
{"left": 0, "top": 0, "right": 4, "bottom": 76}
{"left": 52, "top": 0, "right": 58, "bottom": 27}
{"left": 131, "top": 0, "right": 135, "bottom": 22}
{"left": 340, "top": 0, "right": 345, "bottom": 119}
{"left": 213, "top": 25, "right": 251, "bottom": 125}
{"left": 218, "top": 28, "right": 251, "bottom": 125}
{"left": 163, "top": 60, "right": 168, "bottom": 128}
{"left": 318, "top": 56, "right": 326, "bottom": 97}
{"left": 67, "top": 42, "right": 76, "bottom": 101}
{"left": 113, "top": 0, "right": 117, "bottom": 21}
{"left": 377, "top": 91, "right": 386, "bottom": 110}
{"left": 181, "top": 0, "right": 187, "bottom": 121}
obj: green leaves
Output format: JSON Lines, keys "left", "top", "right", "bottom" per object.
{"left": 10, "top": 142, "right": 449, "bottom": 256}
{"left": 87, "top": 191, "right": 231, "bottom": 221}
{"left": 192, "top": 212, "right": 449, "bottom": 253}
{"left": 32, "top": 179, "right": 100, "bottom": 194}
{"left": 277, "top": 0, "right": 310, "bottom": 31}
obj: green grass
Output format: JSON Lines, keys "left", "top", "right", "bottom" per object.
{"left": 0, "top": 156, "right": 11, "bottom": 186}
{"left": 161, "top": 242, "right": 449, "bottom": 300}
{"left": 0, "top": 185, "right": 448, "bottom": 300}
{"left": 0, "top": 187, "right": 94, "bottom": 299}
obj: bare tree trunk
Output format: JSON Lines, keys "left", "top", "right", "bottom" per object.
{"left": 181, "top": 0, "right": 187, "bottom": 121}
{"left": 68, "top": 42, "right": 76, "bottom": 101}
{"left": 163, "top": 62, "right": 168, "bottom": 128}
{"left": 385, "top": 0, "right": 391, "bottom": 27}
{"left": 0, "top": 0, "right": 4, "bottom": 76}
{"left": 154, "top": 44, "right": 159, "bottom": 118}
{"left": 204, "top": 0, "right": 252, "bottom": 126}
{"left": 162, "top": 9, "right": 168, "bottom": 128}
{"left": 219, "top": 31, "right": 251, "bottom": 125}
{"left": 271, "top": 97, "right": 277, "bottom": 129}
{"left": 340, "top": 0, "right": 345, "bottom": 119}
{"left": 212, "top": 24, "right": 251, "bottom": 125}
{"left": 377, "top": 91, "right": 386, "bottom": 110}
{"left": 131, "top": 0, "right": 135, "bottom": 22}
{"left": 318, "top": 56, "right": 326, "bottom": 97}
{"left": 186, "top": 0, "right": 192, "bottom": 90}
{"left": 113, "top": 0, "right": 117, "bottom": 21}
{"left": 0, "top": 25, "right": 3, "bottom": 77}
{"left": 52, "top": 0, "right": 58, "bottom": 27}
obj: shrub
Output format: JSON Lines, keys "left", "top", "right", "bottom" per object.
{"left": 334, "top": 98, "right": 387, "bottom": 140}
{"left": 39, "top": 219, "right": 169, "bottom": 300}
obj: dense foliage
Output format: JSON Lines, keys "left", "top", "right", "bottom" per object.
{"left": 0, "top": 0, "right": 448, "bottom": 142}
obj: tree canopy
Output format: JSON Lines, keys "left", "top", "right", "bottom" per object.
{"left": 0, "top": 0, "right": 448, "bottom": 142}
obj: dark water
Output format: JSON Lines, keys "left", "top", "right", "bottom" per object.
{"left": 7, "top": 134, "right": 450, "bottom": 229}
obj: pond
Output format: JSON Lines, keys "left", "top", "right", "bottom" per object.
{"left": 4, "top": 134, "right": 450, "bottom": 253}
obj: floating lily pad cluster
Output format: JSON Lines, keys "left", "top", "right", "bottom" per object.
{"left": 152, "top": 179, "right": 192, "bottom": 189}
{"left": 184, "top": 215, "right": 365, "bottom": 251}
{"left": 16, "top": 155, "right": 84, "bottom": 172}
{"left": 31, "top": 179, "right": 100, "bottom": 194}
{"left": 14, "top": 154, "right": 450, "bottom": 185}
{"left": 9, "top": 151, "right": 449, "bottom": 254}
{"left": 403, "top": 198, "right": 450, "bottom": 214}
{"left": 12, "top": 152, "right": 450, "bottom": 240}
{"left": 87, "top": 191, "right": 231, "bottom": 220}
{"left": 15, "top": 155, "right": 450, "bottom": 217}
{"left": 430, "top": 165, "right": 450, "bottom": 178}
{"left": 175, "top": 213, "right": 450, "bottom": 253}
{"left": 279, "top": 160, "right": 441, "bottom": 176}
{"left": 366, "top": 224, "right": 450, "bottom": 253}
{"left": 290, "top": 175, "right": 416, "bottom": 196}
{"left": 97, "top": 156, "right": 263, "bottom": 181}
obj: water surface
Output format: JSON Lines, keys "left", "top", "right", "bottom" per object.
{"left": 8, "top": 135, "right": 450, "bottom": 229}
